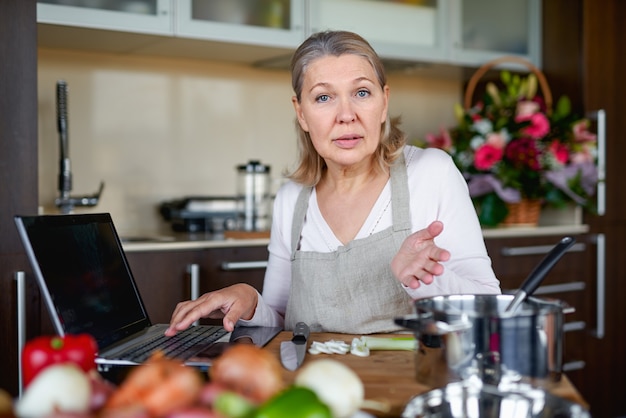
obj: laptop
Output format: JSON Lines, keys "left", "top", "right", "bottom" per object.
{"left": 14, "top": 212, "right": 281, "bottom": 370}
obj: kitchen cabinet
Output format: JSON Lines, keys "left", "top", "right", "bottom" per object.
{"left": 125, "top": 245, "right": 268, "bottom": 326}
{"left": 36, "top": 0, "right": 541, "bottom": 69}
{"left": 125, "top": 249, "right": 202, "bottom": 325}
{"left": 448, "top": 0, "right": 542, "bottom": 68}
{"left": 37, "top": 0, "right": 173, "bottom": 35}
{"left": 540, "top": 1, "right": 626, "bottom": 416}
{"left": 175, "top": 0, "right": 306, "bottom": 50}
{"left": 0, "top": 0, "right": 39, "bottom": 397}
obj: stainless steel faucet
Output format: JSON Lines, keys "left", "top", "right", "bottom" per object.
{"left": 54, "top": 80, "right": 104, "bottom": 214}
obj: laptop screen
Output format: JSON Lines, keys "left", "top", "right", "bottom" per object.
{"left": 16, "top": 213, "right": 152, "bottom": 349}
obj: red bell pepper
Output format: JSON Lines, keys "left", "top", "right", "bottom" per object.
{"left": 22, "top": 334, "right": 98, "bottom": 387}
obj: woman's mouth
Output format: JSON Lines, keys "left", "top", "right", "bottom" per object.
{"left": 333, "top": 134, "right": 363, "bottom": 148}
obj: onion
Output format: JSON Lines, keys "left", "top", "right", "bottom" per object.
{"left": 209, "top": 344, "right": 283, "bottom": 404}
{"left": 294, "top": 359, "right": 364, "bottom": 418}
{"left": 15, "top": 363, "right": 91, "bottom": 417}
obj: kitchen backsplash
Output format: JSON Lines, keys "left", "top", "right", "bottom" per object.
{"left": 37, "top": 48, "right": 461, "bottom": 235}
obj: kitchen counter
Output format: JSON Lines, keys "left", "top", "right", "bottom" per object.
{"left": 121, "top": 232, "right": 270, "bottom": 252}
{"left": 264, "top": 331, "right": 589, "bottom": 417}
{"left": 121, "top": 224, "right": 588, "bottom": 252}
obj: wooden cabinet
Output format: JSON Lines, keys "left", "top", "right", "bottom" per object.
{"left": 541, "top": 1, "right": 626, "bottom": 416}
{"left": 0, "top": 0, "right": 40, "bottom": 398}
{"left": 125, "top": 249, "right": 203, "bottom": 325}
{"left": 124, "top": 245, "right": 268, "bottom": 326}
{"left": 36, "top": 0, "right": 542, "bottom": 68}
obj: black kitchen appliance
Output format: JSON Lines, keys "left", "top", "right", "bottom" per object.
{"left": 159, "top": 196, "right": 239, "bottom": 233}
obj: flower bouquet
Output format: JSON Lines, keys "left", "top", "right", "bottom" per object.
{"left": 417, "top": 57, "right": 598, "bottom": 227}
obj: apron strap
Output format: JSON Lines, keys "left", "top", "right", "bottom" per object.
{"left": 291, "top": 185, "right": 313, "bottom": 259}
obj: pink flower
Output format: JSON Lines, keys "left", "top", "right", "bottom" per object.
{"left": 570, "top": 144, "right": 595, "bottom": 164}
{"left": 548, "top": 140, "right": 569, "bottom": 164}
{"left": 516, "top": 100, "right": 540, "bottom": 118}
{"left": 425, "top": 127, "right": 452, "bottom": 151}
{"left": 474, "top": 144, "right": 503, "bottom": 170}
{"left": 486, "top": 132, "right": 507, "bottom": 149}
{"left": 516, "top": 112, "right": 550, "bottom": 139}
{"left": 572, "top": 120, "right": 597, "bottom": 143}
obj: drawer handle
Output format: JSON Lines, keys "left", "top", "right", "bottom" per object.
{"left": 564, "top": 321, "right": 586, "bottom": 332}
{"left": 15, "top": 271, "right": 26, "bottom": 396}
{"left": 592, "top": 233, "right": 605, "bottom": 339}
{"left": 563, "top": 360, "right": 586, "bottom": 372}
{"left": 527, "top": 281, "right": 586, "bottom": 295}
{"left": 500, "top": 242, "right": 586, "bottom": 257}
{"left": 221, "top": 261, "right": 268, "bottom": 271}
{"left": 187, "top": 264, "right": 200, "bottom": 326}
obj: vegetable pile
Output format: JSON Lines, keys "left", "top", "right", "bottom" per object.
{"left": 6, "top": 334, "right": 372, "bottom": 418}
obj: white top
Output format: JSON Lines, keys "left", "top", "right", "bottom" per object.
{"left": 243, "top": 145, "right": 500, "bottom": 328}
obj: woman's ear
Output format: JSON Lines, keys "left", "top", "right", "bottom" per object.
{"left": 381, "top": 85, "right": 390, "bottom": 124}
{"left": 292, "top": 96, "right": 309, "bottom": 132}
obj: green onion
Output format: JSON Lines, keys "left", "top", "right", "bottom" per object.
{"left": 359, "top": 336, "right": 416, "bottom": 351}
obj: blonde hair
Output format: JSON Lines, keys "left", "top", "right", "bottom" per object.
{"left": 287, "top": 30, "right": 406, "bottom": 186}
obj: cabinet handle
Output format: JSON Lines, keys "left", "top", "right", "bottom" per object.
{"left": 592, "top": 234, "right": 605, "bottom": 339}
{"left": 15, "top": 271, "right": 26, "bottom": 396}
{"left": 526, "top": 281, "right": 586, "bottom": 295}
{"left": 587, "top": 109, "right": 606, "bottom": 215}
{"left": 221, "top": 261, "right": 268, "bottom": 271}
{"left": 187, "top": 264, "right": 200, "bottom": 326}
{"left": 563, "top": 360, "right": 586, "bottom": 372}
{"left": 564, "top": 321, "right": 586, "bottom": 332}
{"left": 500, "top": 242, "right": 585, "bottom": 257}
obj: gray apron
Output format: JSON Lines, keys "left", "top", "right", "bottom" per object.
{"left": 285, "top": 154, "right": 414, "bottom": 333}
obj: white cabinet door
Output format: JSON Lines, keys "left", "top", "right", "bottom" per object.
{"left": 37, "top": 0, "right": 173, "bottom": 35}
{"left": 447, "top": 0, "right": 542, "bottom": 67}
{"left": 175, "top": 0, "right": 306, "bottom": 49}
{"left": 308, "top": 0, "right": 448, "bottom": 63}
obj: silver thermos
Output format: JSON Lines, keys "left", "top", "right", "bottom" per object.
{"left": 237, "top": 160, "right": 271, "bottom": 231}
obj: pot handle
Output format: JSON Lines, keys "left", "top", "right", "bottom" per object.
{"left": 394, "top": 314, "right": 471, "bottom": 335}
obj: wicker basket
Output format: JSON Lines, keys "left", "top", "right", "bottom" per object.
{"left": 502, "top": 199, "right": 542, "bottom": 227}
{"left": 464, "top": 55, "right": 553, "bottom": 113}
{"left": 465, "top": 56, "right": 552, "bottom": 227}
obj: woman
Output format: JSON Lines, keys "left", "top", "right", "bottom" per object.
{"left": 166, "top": 30, "right": 500, "bottom": 335}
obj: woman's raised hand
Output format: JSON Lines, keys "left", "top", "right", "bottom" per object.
{"left": 391, "top": 220, "right": 451, "bottom": 289}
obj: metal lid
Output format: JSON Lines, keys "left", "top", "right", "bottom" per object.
{"left": 237, "top": 160, "right": 270, "bottom": 173}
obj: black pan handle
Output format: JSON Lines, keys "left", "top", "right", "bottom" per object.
{"left": 506, "top": 236, "right": 576, "bottom": 313}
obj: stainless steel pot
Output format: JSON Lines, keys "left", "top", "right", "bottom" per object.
{"left": 395, "top": 294, "right": 571, "bottom": 389}
{"left": 401, "top": 380, "right": 590, "bottom": 418}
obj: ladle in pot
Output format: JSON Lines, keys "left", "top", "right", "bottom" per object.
{"left": 505, "top": 235, "right": 576, "bottom": 313}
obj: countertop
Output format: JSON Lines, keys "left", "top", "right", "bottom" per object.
{"left": 264, "top": 331, "right": 589, "bottom": 417}
{"left": 121, "top": 224, "right": 589, "bottom": 252}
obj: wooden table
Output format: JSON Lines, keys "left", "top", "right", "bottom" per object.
{"left": 264, "top": 332, "right": 588, "bottom": 417}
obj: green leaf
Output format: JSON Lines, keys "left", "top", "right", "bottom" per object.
{"left": 555, "top": 95, "right": 572, "bottom": 118}
{"left": 476, "top": 193, "right": 508, "bottom": 227}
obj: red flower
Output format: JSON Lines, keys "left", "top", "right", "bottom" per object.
{"left": 549, "top": 140, "right": 569, "bottom": 164}
{"left": 505, "top": 137, "right": 541, "bottom": 170}
{"left": 474, "top": 144, "right": 504, "bottom": 170}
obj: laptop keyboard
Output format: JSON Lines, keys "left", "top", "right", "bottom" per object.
{"left": 122, "top": 326, "right": 228, "bottom": 363}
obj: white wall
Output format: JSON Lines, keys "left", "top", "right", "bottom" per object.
{"left": 37, "top": 48, "right": 461, "bottom": 235}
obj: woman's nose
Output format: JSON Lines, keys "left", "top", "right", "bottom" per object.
{"left": 336, "top": 97, "right": 356, "bottom": 123}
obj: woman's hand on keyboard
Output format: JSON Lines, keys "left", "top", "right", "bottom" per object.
{"left": 165, "top": 283, "right": 258, "bottom": 336}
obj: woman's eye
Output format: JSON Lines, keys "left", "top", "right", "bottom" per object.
{"left": 357, "top": 89, "right": 370, "bottom": 98}
{"left": 316, "top": 94, "right": 330, "bottom": 103}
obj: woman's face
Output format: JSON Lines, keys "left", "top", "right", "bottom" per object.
{"left": 292, "top": 54, "right": 389, "bottom": 170}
